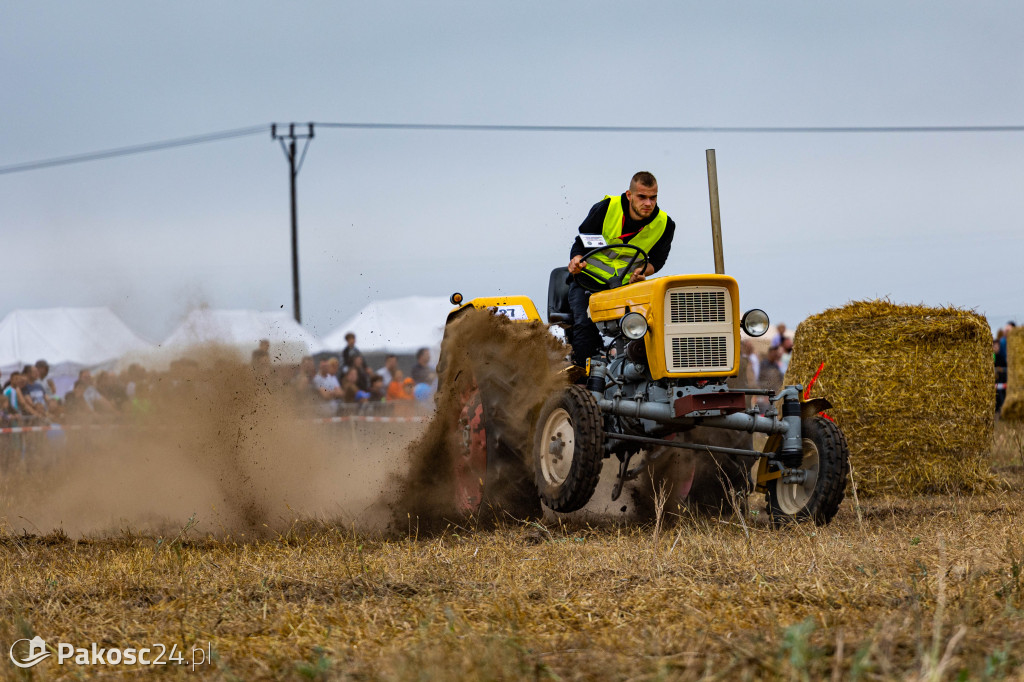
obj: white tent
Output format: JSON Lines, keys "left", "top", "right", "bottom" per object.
{"left": 322, "top": 296, "right": 455, "bottom": 353}
{"left": 161, "top": 308, "right": 324, "bottom": 363}
{"left": 0, "top": 307, "right": 154, "bottom": 396}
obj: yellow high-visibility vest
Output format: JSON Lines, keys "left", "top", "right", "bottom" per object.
{"left": 580, "top": 195, "right": 668, "bottom": 287}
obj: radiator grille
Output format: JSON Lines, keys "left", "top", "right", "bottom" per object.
{"left": 669, "top": 291, "right": 726, "bottom": 324}
{"left": 670, "top": 336, "right": 729, "bottom": 370}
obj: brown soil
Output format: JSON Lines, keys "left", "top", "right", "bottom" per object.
{"left": 389, "top": 307, "right": 568, "bottom": 532}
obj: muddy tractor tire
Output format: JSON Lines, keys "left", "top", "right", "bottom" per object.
{"left": 454, "top": 383, "right": 542, "bottom": 521}
{"left": 533, "top": 385, "right": 605, "bottom": 513}
{"left": 767, "top": 415, "right": 850, "bottom": 526}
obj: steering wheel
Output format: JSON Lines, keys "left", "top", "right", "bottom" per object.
{"left": 574, "top": 243, "right": 650, "bottom": 293}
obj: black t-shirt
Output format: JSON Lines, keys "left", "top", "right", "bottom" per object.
{"left": 341, "top": 346, "right": 361, "bottom": 371}
{"left": 995, "top": 346, "right": 1008, "bottom": 383}
{"left": 569, "top": 194, "right": 675, "bottom": 272}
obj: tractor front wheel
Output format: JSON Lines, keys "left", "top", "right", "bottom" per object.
{"left": 766, "top": 415, "right": 850, "bottom": 526}
{"left": 532, "top": 385, "right": 604, "bottom": 513}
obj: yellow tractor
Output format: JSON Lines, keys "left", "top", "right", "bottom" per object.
{"left": 438, "top": 153, "right": 850, "bottom": 525}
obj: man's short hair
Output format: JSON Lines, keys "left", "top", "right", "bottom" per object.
{"left": 631, "top": 171, "right": 657, "bottom": 188}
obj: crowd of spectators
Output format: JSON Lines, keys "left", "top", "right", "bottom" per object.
{"left": 299, "top": 333, "right": 438, "bottom": 417}
{"left": 0, "top": 332, "right": 440, "bottom": 436}
{"left": 1, "top": 361, "right": 156, "bottom": 430}
{"left": 1, "top": 360, "right": 63, "bottom": 428}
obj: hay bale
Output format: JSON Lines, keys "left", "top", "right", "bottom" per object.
{"left": 784, "top": 300, "right": 995, "bottom": 496}
{"left": 1000, "top": 327, "right": 1024, "bottom": 421}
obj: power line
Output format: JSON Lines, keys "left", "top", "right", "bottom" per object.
{"left": 2, "top": 121, "right": 1024, "bottom": 177}
{"left": 0, "top": 125, "right": 268, "bottom": 176}
{"left": 316, "top": 122, "right": 1024, "bottom": 134}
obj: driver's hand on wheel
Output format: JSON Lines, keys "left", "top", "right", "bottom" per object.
{"left": 631, "top": 267, "right": 647, "bottom": 282}
{"left": 568, "top": 255, "right": 587, "bottom": 275}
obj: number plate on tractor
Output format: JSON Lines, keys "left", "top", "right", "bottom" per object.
{"left": 492, "top": 305, "right": 530, "bottom": 321}
{"left": 674, "top": 392, "right": 747, "bottom": 417}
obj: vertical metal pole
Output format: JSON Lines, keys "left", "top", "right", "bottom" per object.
{"left": 706, "top": 149, "right": 725, "bottom": 275}
{"left": 289, "top": 139, "right": 301, "bottom": 324}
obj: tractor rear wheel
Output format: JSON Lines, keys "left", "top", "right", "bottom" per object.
{"left": 766, "top": 415, "right": 849, "bottom": 526}
{"left": 533, "top": 385, "right": 604, "bottom": 513}
{"left": 455, "top": 384, "right": 542, "bottom": 520}
{"left": 454, "top": 389, "right": 488, "bottom": 513}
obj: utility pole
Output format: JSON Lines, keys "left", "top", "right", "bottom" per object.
{"left": 271, "top": 123, "right": 314, "bottom": 324}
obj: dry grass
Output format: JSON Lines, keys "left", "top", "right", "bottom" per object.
{"left": 2, "top": 424, "right": 1022, "bottom": 681}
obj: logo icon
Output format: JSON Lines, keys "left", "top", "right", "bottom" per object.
{"left": 9, "top": 636, "right": 51, "bottom": 668}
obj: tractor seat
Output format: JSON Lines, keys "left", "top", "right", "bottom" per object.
{"left": 547, "top": 267, "right": 573, "bottom": 326}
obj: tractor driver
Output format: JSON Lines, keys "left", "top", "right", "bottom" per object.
{"left": 565, "top": 171, "right": 676, "bottom": 367}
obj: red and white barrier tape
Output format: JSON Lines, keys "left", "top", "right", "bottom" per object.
{"left": 313, "top": 416, "right": 427, "bottom": 424}
{"left": 0, "top": 424, "right": 106, "bottom": 435}
{"left": 0, "top": 414, "right": 428, "bottom": 435}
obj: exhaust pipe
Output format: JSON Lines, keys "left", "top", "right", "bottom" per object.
{"left": 595, "top": 396, "right": 791, "bottom": 436}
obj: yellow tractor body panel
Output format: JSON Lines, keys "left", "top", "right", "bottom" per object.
{"left": 448, "top": 296, "right": 542, "bottom": 323}
{"left": 589, "top": 274, "right": 742, "bottom": 380}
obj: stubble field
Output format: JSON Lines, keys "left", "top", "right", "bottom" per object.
{"left": 2, "top": 421, "right": 1022, "bottom": 681}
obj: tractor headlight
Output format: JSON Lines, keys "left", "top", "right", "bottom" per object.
{"left": 620, "top": 312, "right": 648, "bottom": 340}
{"left": 741, "top": 309, "right": 770, "bottom": 337}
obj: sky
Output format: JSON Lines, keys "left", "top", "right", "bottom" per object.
{"left": 2, "top": 1, "right": 1023, "bottom": 345}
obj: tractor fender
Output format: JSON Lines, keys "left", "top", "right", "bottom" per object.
{"left": 801, "top": 397, "right": 833, "bottom": 421}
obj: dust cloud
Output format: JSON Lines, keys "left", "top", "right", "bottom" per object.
{"left": 390, "top": 307, "right": 568, "bottom": 529}
{"left": 0, "top": 346, "right": 417, "bottom": 538}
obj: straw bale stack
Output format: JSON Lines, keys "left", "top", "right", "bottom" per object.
{"left": 784, "top": 300, "right": 995, "bottom": 495}
{"left": 1000, "top": 327, "right": 1024, "bottom": 421}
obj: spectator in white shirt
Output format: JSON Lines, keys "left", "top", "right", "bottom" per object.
{"left": 376, "top": 354, "right": 399, "bottom": 388}
{"left": 313, "top": 358, "right": 344, "bottom": 416}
